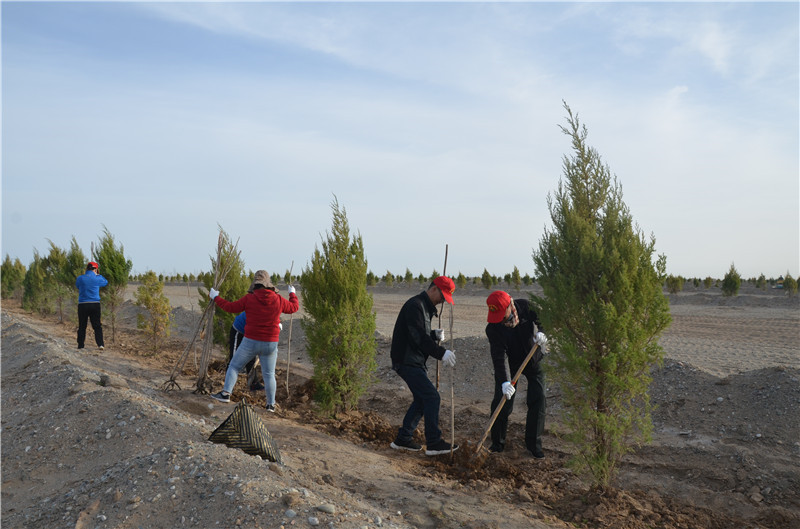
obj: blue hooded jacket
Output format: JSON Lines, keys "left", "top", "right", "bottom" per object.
{"left": 232, "top": 312, "right": 246, "bottom": 333}
{"left": 76, "top": 271, "right": 108, "bottom": 303}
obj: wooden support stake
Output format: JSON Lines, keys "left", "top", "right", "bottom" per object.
{"left": 285, "top": 261, "right": 295, "bottom": 397}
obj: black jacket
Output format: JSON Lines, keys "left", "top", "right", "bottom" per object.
{"left": 391, "top": 291, "right": 446, "bottom": 370}
{"left": 485, "top": 298, "right": 544, "bottom": 384}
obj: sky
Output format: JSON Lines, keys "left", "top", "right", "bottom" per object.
{"left": 2, "top": 1, "right": 798, "bottom": 281}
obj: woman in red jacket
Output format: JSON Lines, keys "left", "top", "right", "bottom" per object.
{"left": 209, "top": 270, "right": 299, "bottom": 412}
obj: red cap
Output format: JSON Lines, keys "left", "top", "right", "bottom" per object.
{"left": 433, "top": 275, "right": 455, "bottom": 305}
{"left": 88, "top": 261, "right": 99, "bottom": 270}
{"left": 486, "top": 291, "right": 512, "bottom": 323}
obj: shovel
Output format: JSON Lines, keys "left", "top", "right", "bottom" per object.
{"left": 472, "top": 342, "right": 541, "bottom": 458}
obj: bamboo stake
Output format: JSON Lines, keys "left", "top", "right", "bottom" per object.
{"left": 436, "top": 244, "right": 448, "bottom": 390}
{"left": 163, "top": 230, "right": 239, "bottom": 392}
{"left": 449, "top": 298, "right": 455, "bottom": 461}
{"left": 473, "top": 342, "right": 541, "bottom": 456}
{"left": 285, "top": 261, "right": 295, "bottom": 397}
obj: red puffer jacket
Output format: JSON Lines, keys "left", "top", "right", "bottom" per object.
{"left": 214, "top": 289, "right": 299, "bottom": 342}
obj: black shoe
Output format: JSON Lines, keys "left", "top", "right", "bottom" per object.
{"left": 265, "top": 404, "right": 276, "bottom": 413}
{"left": 530, "top": 450, "right": 545, "bottom": 460}
{"left": 210, "top": 391, "right": 231, "bottom": 403}
{"left": 250, "top": 382, "right": 265, "bottom": 391}
{"left": 488, "top": 444, "right": 504, "bottom": 453}
{"left": 425, "top": 439, "right": 458, "bottom": 456}
{"left": 390, "top": 439, "right": 422, "bottom": 452}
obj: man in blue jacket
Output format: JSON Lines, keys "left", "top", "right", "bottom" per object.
{"left": 75, "top": 261, "right": 108, "bottom": 350}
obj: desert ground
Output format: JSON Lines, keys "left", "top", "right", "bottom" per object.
{"left": 1, "top": 281, "right": 798, "bottom": 529}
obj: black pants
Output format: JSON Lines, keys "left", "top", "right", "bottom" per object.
{"left": 228, "top": 327, "right": 255, "bottom": 374}
{"left": 490, "top": 364, "right": 546, "bottom": 453}
{"left": 77, "top": 302, "right": 104, "bottom": 349}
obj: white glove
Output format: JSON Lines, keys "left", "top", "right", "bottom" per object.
{"left": 442, "top": 349, "right": 456, "bottom": 367}
{"left": 288, "top": 285, "right": 296, "bottom": 294}
{"left": 279, "top": 323, "right": 283, "bottom": 330}
{"left": 535, "top": 332, "right": 548, "bottom": 348}
{"left": 501, "top": 381, "right": 516, "bottom": 400}
{"left": 433, "top": 329, "right": 445, "bottom": 342}
{"left": 209, "top": 288, "right": 219, "bottom": 300}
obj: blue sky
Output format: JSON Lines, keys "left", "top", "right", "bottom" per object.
{"left": 2, "top": 2, "right": 798, "bottom": 280}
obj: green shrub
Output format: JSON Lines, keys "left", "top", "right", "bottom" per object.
{"left": 783, "top": 273, "right": 797, "bottom": 296}
{"left": 135, "top": 271, "right": 172, "bottom": 354}
{"left": 665, "top": 275, "right": 684, "bottom": 294}
{"left": 481, "top": 268, "right": 492, "bottom": 289}
{"left": 2, "top": 255, "right": 26, "bottom": 300}
{"left": 95, "top": 227, "right": 133, "bottom": 344}
{"left": 456, "top": 272, "right": 467, "bottom": 289}
{"left": 22, "top": 251, "right": 50, "bottom": 315}
{"left": 301, "top": 197, "right": 377, "bottom": 415}
{"left": 721, "top": 264, "right": 741, "bottom": 297}
{"left": 511, "top": 266, "right": 521, "bottom": 289}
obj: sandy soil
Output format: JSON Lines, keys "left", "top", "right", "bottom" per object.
{"left": 2, "top": 282, "right": 798, "bottom": 529}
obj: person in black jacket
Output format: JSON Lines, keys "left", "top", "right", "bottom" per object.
{"left": 485, "top": 290, "right": 549, "bottom": 458}
{"left": 390, "top": 275, "right": 458, "bottom": 456}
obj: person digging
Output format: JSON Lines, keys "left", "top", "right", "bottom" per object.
{"left": 485, "top": 290, "right": 549, "bottom": 459}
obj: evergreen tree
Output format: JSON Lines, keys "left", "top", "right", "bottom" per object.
{"left": 22, "top": 251, "right": 49, "bottom": 315}
{"left": 1, "top": 255, "right": 27, "bottom": 300}
{"left": 511, "top": 266, "right": 522, "bottom": 289}
{"left": 404, "top": 268, "right": 414, "bottom": 283}
{"left": 481, "top": 268, "right": 492, "bottom": 289}
{"left": 665, "top": 274, "right": 684, "bottom": 294}
{"left": 301, "top": 197, "right": 377, "bottom": 415}
{"left": 135, "top": 271, "right": 172, "bottom": 354}
{"left": 383, "top": 271, "right": 394, "bottom": 287}
{"left": 721, "top": 264, "right": 741, "bottom": 297}
{"left": 532, "top": 103, "right": 672, "bottom": 489}
{"left": 65, "top": 237, "right": 88, "bottom": 283}
{"left": 783, "top": 272, "right": 797, "bottom": 296}
{"left": 94, "top": 227, "right": 133, "bottom": 343}
{"left": 43, "top": 240, "right": 73, "bottom": 323}
{"left": 456, "top": 271, "right": 467, "bottom": 289}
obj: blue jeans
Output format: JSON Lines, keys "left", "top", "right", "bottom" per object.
{"left": 395, "top": 365, "right": 442, "bottom": 445}
{"left": 223, "top": 338, "right": 278, "bottom": 405}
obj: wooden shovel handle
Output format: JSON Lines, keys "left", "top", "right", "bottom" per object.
{"left": 474, "top": 342, "right": 540, "bottom": 454}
